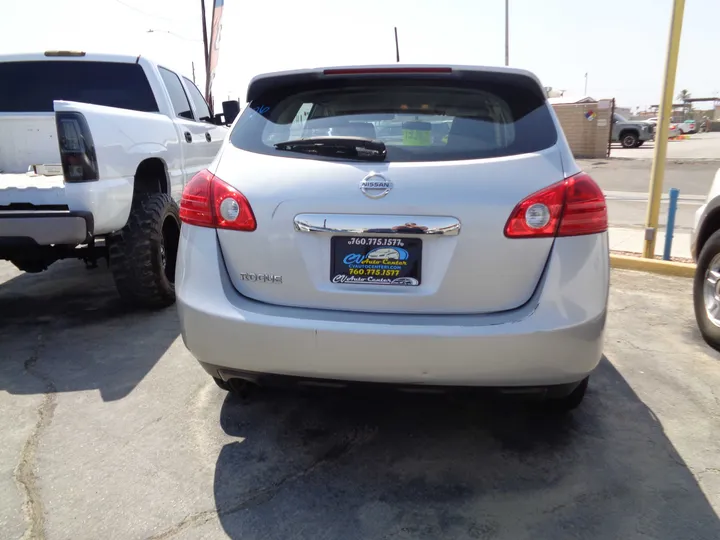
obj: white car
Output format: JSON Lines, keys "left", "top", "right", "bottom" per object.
{"left": 0, "top": 51, "right": 231, "bottom": 307}
{"left": 644, "top": 117, "right": 682, "bottom": 138}
{"left": 176, "top": 65, "right": 610, "bottom": 411}
{"left": 691, "top": 167, "right": 720, "bottom": 349}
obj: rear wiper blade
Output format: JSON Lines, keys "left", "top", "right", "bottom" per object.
{"left": 274, "top": 136, "right": 387, "bottom": 161}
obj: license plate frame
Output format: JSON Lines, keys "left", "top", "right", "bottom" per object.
{"left": 330, "top": 236, "right": 422, "bottom": 286}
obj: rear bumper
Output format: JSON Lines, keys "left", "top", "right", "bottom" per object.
{"left": 0, "top": 174, "right": 134, "bottom": 236}
{"left": 176, "top": 226, "right": 609, "bottom": 387}
{"left": 0, "top": 210, "right": 93, "bottom": 248}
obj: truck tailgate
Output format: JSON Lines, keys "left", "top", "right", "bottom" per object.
{"left": 0, "top": 113, "right": 60, "bottom": 174}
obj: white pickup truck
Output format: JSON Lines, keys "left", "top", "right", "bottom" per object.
{"left": 0, "top": 51, "right": 237, "bottom": 308}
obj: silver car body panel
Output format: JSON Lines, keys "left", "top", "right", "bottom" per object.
{"left": 213, "top": 146, "right": 566, "bottom": 315}
{"left": 177, "top": 225, "right": 608, "bottom": 386}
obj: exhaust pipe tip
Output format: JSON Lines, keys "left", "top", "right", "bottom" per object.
{"left": 228, "top": 378, "right": 259, "bottom": 400}
{"left": 219, "top": 370, "right": 262, "bottom": 400}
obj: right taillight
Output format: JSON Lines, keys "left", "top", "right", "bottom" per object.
{"left": 504, "top": 172, "right": 607, "bottom": 238}
{"left": 179, "top": 169, "right": 256, "bottom": 231}
{"left": 55, "top": 111, "right": 99, "bottom": 183}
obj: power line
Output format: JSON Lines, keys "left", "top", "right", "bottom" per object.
{"left": 146, "top": 29, "right": 202, "bottom": 42}
{"left": 112, "top": 0, "right": 192, "bottom": 24}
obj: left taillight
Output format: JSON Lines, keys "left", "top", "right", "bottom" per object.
{"left": 504, "top": 172, "right": 607, "bottom": 238}
{"left": 179, "top": 169, "right": 256, "bottom": 231}
{"left": 55, "top": 112, "right": 98, "bottom": 183}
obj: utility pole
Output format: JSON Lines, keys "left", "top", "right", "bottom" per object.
{"left": 201, "top": 0, "right": 209, "bottom": 93}
{"left": 394, "top": 27, "right": 400, "bottom": 63}
{"left": 643, "top": 0, "right": 686, "bottom": 258}
{"left": 584, "top": 73, "right": 588, "bottom": 95}
{"left": 504, "top": 0, "right": 509, "bottom": 66}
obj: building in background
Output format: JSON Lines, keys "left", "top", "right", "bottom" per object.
{"left": 550, "top": 97, "right": 614, "bottom": 159}
{"left": 548, "top": 95, "right": 596, "bottom": 105}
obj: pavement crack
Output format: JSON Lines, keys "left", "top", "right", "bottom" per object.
{"left": 13, "top": 329, "right": 56, "bottom": 540}
{"left": 614, "top": 338, "right": 670, "bottom": 354}
{"left": 696, "top": 467, "right": 720, "bottom": 478}
{"left": 610, "top": 304, "right": 638, "bottom": 314}
{"left": 708, "top": 386, "right": 720, "bottom": 410}
{"left": 146, "top": 427, "right": 371, "bottom": 540}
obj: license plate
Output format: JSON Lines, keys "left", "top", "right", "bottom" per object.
{"left": 330, "top": 236, "right": 422, "bottom": 286}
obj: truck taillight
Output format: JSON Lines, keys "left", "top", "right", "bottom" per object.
{"left": 179, "top": 169, "right": 256, "bottom": 231}
{"left": 55, "top": 112, "right": 99, "bottom": 183}
{"left": 504, "top": 172, "right": 607, "bottom": 238}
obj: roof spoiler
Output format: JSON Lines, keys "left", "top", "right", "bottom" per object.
{"left": 246, "top": 66, "right": 544, "bottom": 103}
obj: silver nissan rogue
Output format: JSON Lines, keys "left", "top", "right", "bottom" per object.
{"left": 175, "top": 65, "right": 609, "bottom": 411}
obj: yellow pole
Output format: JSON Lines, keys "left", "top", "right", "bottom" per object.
{"left": 643, "top": 0, "right": 686, "bottom": 258}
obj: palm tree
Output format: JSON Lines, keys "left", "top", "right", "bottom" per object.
{"left": 677, "top": 89, "right": 692, "bottom": 102}
{"left": 676, "top": 89, "right": 693, "bottom": 119}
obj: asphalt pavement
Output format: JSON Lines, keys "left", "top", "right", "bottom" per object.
{"left": 582, "top": 157, "right": 720, "bottom": 196}
{"left": 1, "top": 260, "right": 720, "bottom": 540}
{"left": 579, "top": 146, "right": 720, "bottom": 233}
{"left": 609, "top": 132, "right": 720, "bottom": 160}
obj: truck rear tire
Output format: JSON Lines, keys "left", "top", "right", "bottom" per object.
{"left": 109, "top": 193, "right": 180, "bottom": 309}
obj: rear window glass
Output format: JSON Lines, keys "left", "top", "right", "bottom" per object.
{"left": 230, "top": 77, "right": 557, "bottom": 162}
{"left": 0, "top": 61, "right": 158, "bottom": 113}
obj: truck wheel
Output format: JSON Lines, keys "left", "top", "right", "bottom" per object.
{"left": 621, "top": 132, "right": 639, "bottom": 148}
{"left": 109, "top": 193, "right": 180, "bottom": 309}
{"left": 634, "top": 141, "right": 644, "bottom": 147}
{"left": 694, "top": 230, "right": 720, "bottom": 350}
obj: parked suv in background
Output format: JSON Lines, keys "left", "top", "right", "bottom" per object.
{"left": 644, "top": 116, "right": 682, "bottom": 138}
{"left": 679, "top": 119, "right": 697, "bottom": 134}
{"left": 611, "top": 113, "right": 654, "bottom": 148}
{"left": 175, "top": 65, "right": 610, "bottom": 412}
{"left": 691, "top": 167, "right": 720, "bottom": 349}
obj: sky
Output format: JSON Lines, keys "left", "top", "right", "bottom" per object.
{"left": 2, "top": 0, "right": 719, "bottom": 110}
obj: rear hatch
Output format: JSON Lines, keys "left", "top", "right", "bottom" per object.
{"left": 213, "top": 67, "right": 567, "bottom": 315}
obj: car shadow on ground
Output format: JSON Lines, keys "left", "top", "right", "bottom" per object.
{"left": 0, "top": 260, "right": 179, "bottom": 401}
{"left": 212, "top": 358, "right": 720, "bottom": 540}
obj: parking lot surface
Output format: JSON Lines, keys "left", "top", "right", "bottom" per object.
{"left": 580, "top": 158, "right": 720, "bottom": 237}
{"left": 610, "top": 132, "right": 720, "bottom": 160}
{"left": 1, "top": 261, "right": 720, "bottom": 540}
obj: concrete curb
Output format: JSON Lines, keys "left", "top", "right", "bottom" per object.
{"left": 610, "top": 253, "right": 695, "bottom": 277}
